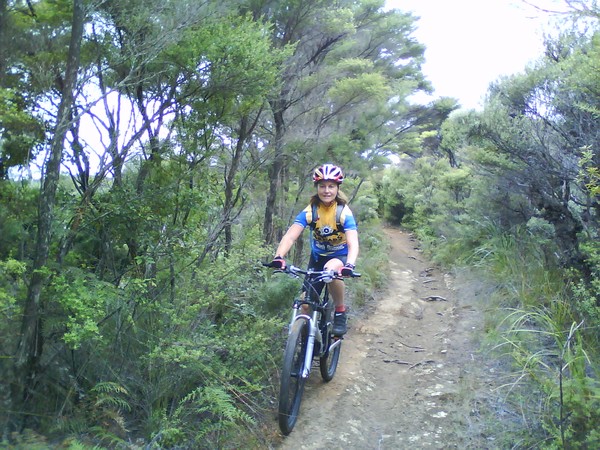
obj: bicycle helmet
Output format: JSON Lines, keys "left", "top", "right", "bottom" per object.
{"left": 313, "top": 164, "right": 344, "bottom": 184}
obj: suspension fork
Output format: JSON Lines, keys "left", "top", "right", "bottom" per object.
{"left": 301, "top": 308, "right": 321, "bottom": 379}
{"left": 288, "top": 301, "right": 319, "bottom": 379}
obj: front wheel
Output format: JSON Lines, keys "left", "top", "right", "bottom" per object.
{"left": 319, "top": 334, "right": 341, "bottom": 381}
{"left": 278, "top": 319, "right": 309, "bottom": 435}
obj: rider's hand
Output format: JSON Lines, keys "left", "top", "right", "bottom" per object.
{"left": 271, "top": 256, "right": 286, "bottom": 269}
{"left": 340, "top": 263, "right": 355, "bottom": 277}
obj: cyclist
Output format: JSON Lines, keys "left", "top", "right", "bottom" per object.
{"left": 271, "top": 163, "right": 359, "bottom": 335}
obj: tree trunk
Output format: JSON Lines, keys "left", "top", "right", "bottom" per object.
{"left": 9, "top": 0, "right": 84, "bottom": 431}
{"left": 0, "top": 0, "right": 8, "bottom": 78}
{"left": 0, "top": 0, "right": 9, "bottom": 180}
{"left": 263, "top": 107, "right": 285, "bottom": 245}
{"left": 224, "top": 115, "right": 250, "bottom": 254}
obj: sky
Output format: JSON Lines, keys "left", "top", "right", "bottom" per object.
{"left": 386, "top": 0, "right": 561, "bottom": 109}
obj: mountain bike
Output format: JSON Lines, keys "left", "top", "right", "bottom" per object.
{"left": 263, "top": 263, "right": 361, "bottom": 435}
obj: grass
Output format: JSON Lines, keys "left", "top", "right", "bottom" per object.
{"left": 418, "top": 223, "right": 600, "bottom": 448}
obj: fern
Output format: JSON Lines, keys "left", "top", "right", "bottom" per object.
{"left": 91, "top": 382, "right": 131, "bottom": 412}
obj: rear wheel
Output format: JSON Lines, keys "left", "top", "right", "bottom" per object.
{"left": 278, "top": 319, "right": 309, "bottom": 435}
{"left": 320, "top": 300, "right": 341, "bottom": 381}
{"left": 319, "top": 334, "right": 341, "bottom": 381}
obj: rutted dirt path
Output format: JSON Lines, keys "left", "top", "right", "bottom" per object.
{"left": 271, "top": 227, "right": 490, "bottom": 449}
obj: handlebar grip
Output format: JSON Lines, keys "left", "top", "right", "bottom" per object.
{"left": 262, "top": 261, "right": 289, "bottom": 274}
{"left": 263, "top": 261, "right": 286, "bottom": 269}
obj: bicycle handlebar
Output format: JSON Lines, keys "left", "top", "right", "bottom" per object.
{"left": 262, "top": 262, "right": 361, "bottom": 279}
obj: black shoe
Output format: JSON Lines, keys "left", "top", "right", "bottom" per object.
{"left": 332, "top": 311, "right": 347, "bottom": 335}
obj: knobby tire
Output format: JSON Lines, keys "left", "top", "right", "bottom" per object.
{"left": 278, "top": 318, "right": 309, "bottom": 435}
{"left": 319, "top": 303, "right": 341, "bottom": 381}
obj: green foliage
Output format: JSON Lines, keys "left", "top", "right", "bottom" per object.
{"left": 168, "top": 385, "right": 255, "bottom": 445}
{"left": 577, "top": 147, "right": 600, "bottom": 198}
{"left": 166, "top": 13, "right": 289, "bottom": 114}
{"left": 351, "top": 192, "right": 380, "bottom": 223}
{"left": 373, "top": 36, "right": 600, "bottom": 443}
{"left": 318, "top": 6, "right": 355, "bottom": 35}
{"left": 465, "top": 226, "right": 564, "bottom": 309}
{"left": 260, "top": 274, "right": 302, "bottom": 314}
{"left": 347, "top": 222, "right": 389, "bottom": 308}
{"left": 390, "top": 131, "right": 600, "bottom": 447}
{"left": 47, "top": 269, "right": 118, "bottom": 349}
{"left": 377, "top": 165, "right": 413, "bottom": 225}
{"left": 0, "top": 0, "right": 428, "bottom": 446}
{"left": 570, "top": 239, "right": 600, "bottom": 338}
{"left": 328, "top": 72, "right": 391, "bottom": 106}
{"left": 140, "top": 318, "right": 280, "bottom": 447}
{"left": 0, "top": 258, "right": 26, "bottom": 315}
{"left": 0, "top": 257, "right": 27, "bottom": 383}
{"left": 377, "top": 158, "right": 476, "bottom": 254}
{"left": 0, "top": 88, "right": 45, "bottom": 173}
{"left": 11, "top": 0, "right": 594, "bottom": 447}
{"left": 91, "top": 381, "right": 131, "bottom": 413}
{"left": 0, "top": 180, "right": 38, "bottom": 259}
{"left": 2, "top": 429, "right": 51, "bottom": 450}
{"left": 496, "top": 307, "right": 600, "bottom": 448}
{"left": 77, "top": 382, "right": 131, "bottom": 447}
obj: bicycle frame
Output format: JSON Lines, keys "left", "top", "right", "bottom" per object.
{"left": 283, "top": 265, "right": 340, "bottom": 379}
{"left": 297, "top": 305, "right": 342, "bottom": 379}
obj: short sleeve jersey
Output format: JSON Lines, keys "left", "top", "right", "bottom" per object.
{"left": 293, "top": 201, "right": 357, "bottom": 258}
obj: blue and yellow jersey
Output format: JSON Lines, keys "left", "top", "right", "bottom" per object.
{"left": 294, "top": 202, "right": 357, "bottom": 258}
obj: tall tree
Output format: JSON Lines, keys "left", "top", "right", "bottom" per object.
{"left": 10, "top": 0, "right": 85, "bottom": 430}
{"left": 248, "top": 0, "right": 429, "bottom": 244}
{"left": 470, "top": 29, "right": 600, "bottom": 273}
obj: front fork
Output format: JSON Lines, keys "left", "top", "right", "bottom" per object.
{"left": 289, "top": 304, "right": 321, "bottom": 379}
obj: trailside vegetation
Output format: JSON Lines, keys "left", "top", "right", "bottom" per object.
{"left": 378, "top": 6, "right": 600, "bottom": 447}
{"left": 0, "top": 0, "right": 433, "bottom": 447}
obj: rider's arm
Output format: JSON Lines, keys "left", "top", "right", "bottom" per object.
{"left": 274, "top": 223, "right": 305, "bottom": 258}
{"left": 345, "top": 229, "right": 359, "bottom": 267}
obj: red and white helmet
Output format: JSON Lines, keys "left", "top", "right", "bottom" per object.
{"left": 313, "top": 164, "right": 344, "bottom": 184}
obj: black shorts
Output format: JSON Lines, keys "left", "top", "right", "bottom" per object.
{"left": 307, "top": 253, "right": 347, "bottom": 271}
{"left": 303, "top": 254, "right": 346, "bottom": 301}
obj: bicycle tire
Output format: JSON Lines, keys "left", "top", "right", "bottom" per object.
{"left": 318, "top": 296, "right": 340, "bottom": 381}
{"left": 278, "top": 318, "right": 309, "bottom": 435}
{"left": 319, "top": 334, "right": 341, "bottom": 381}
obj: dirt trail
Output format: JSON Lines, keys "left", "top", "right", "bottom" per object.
{"left": 272, "top": 228, "right": 490, "bottom": 449}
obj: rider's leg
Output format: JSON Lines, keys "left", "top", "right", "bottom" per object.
{"left": 328, "top": 278, "right": 345, "bottom": 309}
{"left": 324, "top": 258, "right": 348, "bottom": 335}
{"left": 323, "top": 258, "right": 345, "bottom": 308}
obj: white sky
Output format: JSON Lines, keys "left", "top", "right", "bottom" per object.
{"left": 386, "top": 0, "right": 561, "bottom": 109}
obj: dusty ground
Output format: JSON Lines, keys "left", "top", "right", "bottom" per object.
{"left": 270, "top": 227, "right": 494, "bottom": 449}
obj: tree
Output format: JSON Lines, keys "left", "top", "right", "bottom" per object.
{"left": 0, "top": 1, "right": 49, "bottom": 178}
{"left": 10, "top": 0, "right": 85, "bottom": 431}
{"left": 246, "top": 0, "right": 430, "bottom": 245}
{"left": 471, "top": 29, "right": 600, "bottom": 273}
